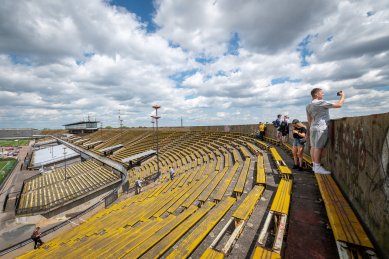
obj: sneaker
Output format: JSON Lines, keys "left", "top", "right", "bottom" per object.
{"left": 292, "top": 165, "right": 299, "bottom": 169}
{"left": 314, "top": 165, "right": 331, "bottom": 175}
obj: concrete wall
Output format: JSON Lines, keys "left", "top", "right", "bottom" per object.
{"left": 185, "top": 113, "right": 388, "bottom": 256}
{"left": 323, "top": 113, "right": 389, "bottom": 257}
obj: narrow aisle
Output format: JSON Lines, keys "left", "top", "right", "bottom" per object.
{"left": 275, "top": 147, "right": 339, "bottom": 259}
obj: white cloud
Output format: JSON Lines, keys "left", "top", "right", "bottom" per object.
{"left": 0, "top": 0, "right": 388, "bottom": 129}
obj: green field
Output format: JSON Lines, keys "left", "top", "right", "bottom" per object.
{"left": 0, "top": 159, "right": 17, "bottom": 186}
{"left": 0, "top": 139, "right": 29, "bottom": 147}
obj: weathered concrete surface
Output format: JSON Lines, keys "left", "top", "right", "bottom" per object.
{"left": 280, "top": 146, "right": 338, "bottom": 259}
{"left": 324, "top": 112, "right": 389, "bottom": 258}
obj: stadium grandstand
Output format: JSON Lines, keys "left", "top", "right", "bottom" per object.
{"left": 0, "top": 129, "right": 41, "bottom": 139}
{"left": 63, "top": 119, "right": 99, "bottom": 134}
{"left": 0, "top": 112, "right": 387, "bottom": 258}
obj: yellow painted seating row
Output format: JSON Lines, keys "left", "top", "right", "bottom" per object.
{"left": 166, "top": 197, "right": 236, "bottom": 258}
{"left": 270, "top": 178, "right": 292, "bottom": 215}
{"left": 232, "top": 185, "right": 265, "bottom": 221}
{"left": 234, "top": 158, "right": 252, "bottom": 196}
{"left": 315, "top": 174, "right": 375, "bottom": 253}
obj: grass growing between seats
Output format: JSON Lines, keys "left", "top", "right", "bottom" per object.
{"left": 0, "top": 159, "right": 17, "bottom": 185}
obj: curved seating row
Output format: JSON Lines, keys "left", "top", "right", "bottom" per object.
{"left": 19, "top": 130, "right": 296, "bottom": 258}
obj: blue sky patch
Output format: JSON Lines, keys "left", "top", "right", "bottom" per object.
{"left": 296, "top": 34, "right": 316, "bottom": 67}
{"left": 169, "top": 69, "right": 198, "bottom": 87}
{"left": 215, "top": 70, "right": 227, "bottom": 77}
{"left": 110, "top": 0, "right": 156, "bottom": 32}
{"left": 84, "top": 52, "right": 95, "bottom": 58}
{"left": 9, "top": 54, "right": 32, "bottom": 66}
{"left": 195, "top": 56, "right": 217, "bottom": 64}
{"left": 271, "top": 76, "right": 302, "bottom": 85}
{"left": 367, "top": 11, "right": 376, "bottom": 17}
{"left": 225, "top": 32, "right": 240, "bottom": 56}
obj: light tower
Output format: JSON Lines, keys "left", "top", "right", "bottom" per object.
{"left": 151, "top": 118, "right": 155, "bottom": 150}
{"left": 118, "top": 109, "right": 123, "bottom": 132}
{"left": 63, "top": 146, "right": 67, "bottom": 181}
{"left": 152, "top": 105, "right": 161, "bottom": 176}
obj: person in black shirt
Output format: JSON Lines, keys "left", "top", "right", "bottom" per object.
{"left": 291, "top": 119, "right": 307, "bottom": 171}
{"left": 31, "top": 226, "right": 44, "bottom": 249}
{"left": 278, "top": 115, "right": 289, "bottom": 144}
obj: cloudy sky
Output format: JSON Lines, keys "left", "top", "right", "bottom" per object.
{"left": 0, "top": 0, "right": 388, "bottom": 129}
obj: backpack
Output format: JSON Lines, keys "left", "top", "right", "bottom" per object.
{"left": 272, "top": 119, "right": 281, "bottom": 128}
{"left": 279, "top": 121, "right": 288, "bottom": 133}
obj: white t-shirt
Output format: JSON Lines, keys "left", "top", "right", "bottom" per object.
{"left": 306, "top": 99, "right": 333, "bottom": 131}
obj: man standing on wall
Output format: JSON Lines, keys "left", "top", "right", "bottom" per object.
{"left": 306, "top": 88, "right": 345, "bottom": 174}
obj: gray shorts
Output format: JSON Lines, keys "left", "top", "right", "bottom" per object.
{"left": 310, "top": 129, "right": 328, "bottom": 148}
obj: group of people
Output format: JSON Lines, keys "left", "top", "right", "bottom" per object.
{"left": 258, "top": 88, "right": 345, "bottom": 175}
{"left": 133, "top": 166, "right": 175, "bottom": 196}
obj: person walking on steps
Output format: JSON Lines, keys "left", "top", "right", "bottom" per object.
{"left": 169, "top": 167, "right": 175, "bottom": 180}
{"left": 31, "top": 226, "right": 44, "bottom": 249}
{"left": 306, "top": 88, "right": 345, "bottom": 174}
{"left": 278, "top": 115, "right": 289, "bottom": 144}
{"left": 291, "top": 119, "right": 307, "bottom": 171}
{"left": 135, "top": 178, "right": 142, "bottom": 194}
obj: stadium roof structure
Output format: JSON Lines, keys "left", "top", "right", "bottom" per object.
{"left": 32, "top": 144, "right": 79, "bottom": 168}
{"left": 63, "top": 120, "right": 100, "bottom": 133}
{"left": 62, "top": 121, "right": 99, "bottom": 126}
{"left": 122, "top": 149, "right": 156, "bottom": 163}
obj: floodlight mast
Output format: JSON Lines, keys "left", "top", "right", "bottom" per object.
{"left": 151, "top": 118, "right": 155, "bottom": 150}
{"left": 152, "top": 105, "right": 161, "bottom": 177}
{"left": 63, "top": 147, "right": 67, "bottom": 181}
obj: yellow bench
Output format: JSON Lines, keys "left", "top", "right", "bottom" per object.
{"left": 315, "top": 174, "right": 376, "bottom": 257}
{"left": 233, "top": 185, "right": 265, "bottom": 221}
{"left": 239, "top": 145, "right": 251, "bottom": 158}
{"left": 167, "top": 176, "right": 208, "bottom": 214}
{"left": 264, "top": 137, "right": 279, "bottom": 145}
{"left": 233, "top": 158, "right": 251, "bottom": 197}
{"left": 182, "top": 172, "right": 217, "bottom": 208}
{"left": 246, "top": 142, "right": 258, "bottom": 155}
{"left": 198, "top": 167, "right": 229, "bottom": 203}
{"left": 201, "top": 248, "right": 225, "bottom": 259}
{"left": 269, "top": 148, "right": 291, "bottom": 175}
{"left": 270, "top": 179, "right": 292, "bottom": 215}
{"left": 213, "top": 162, "right": 240, "bottom": 201}
{"left": 254, "top": 139, "right": 269, "bottom": 150}
{"left": 256, "top": 179, "right": 292, "bottom": 254}
{"left": 142, "top": 201, "right": 216, "bottom": 258}
{"left": 166, "top": 197, "right": 236, "bottom": 259}
{"left": 269, "top": 147, "right": 282, "bottom": 161}
{"left": 252, "top": 246, "right": 281, "bottom": 259}
{"left": 256, "top": 153, "right": 266, "bottom": 185}
{"left": 232, "top": 149, "right": 242, "bottom": 163}
{"left": 123, "top": 205, "right": 198, "bottom": 258}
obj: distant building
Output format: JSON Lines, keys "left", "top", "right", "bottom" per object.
{"left": 63, "top": 120, "right": 99, "bottom": 134}
{"left": 0, "top": 128, "right": 40, "bottom": 139}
